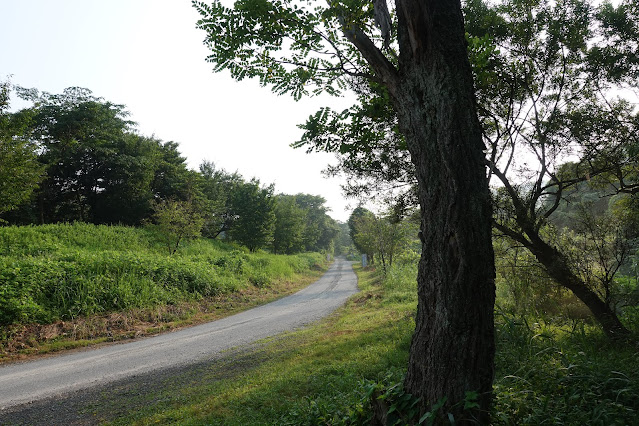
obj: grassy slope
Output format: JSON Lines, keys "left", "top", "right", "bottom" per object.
{"left": 2, "top": 225, "right": 637, "bottom": 423}
{"left": 99, "top": 261, "right": 639, "bottom": 425}
{"left": 0, "top": 223, "right": 326, "bottom": 362}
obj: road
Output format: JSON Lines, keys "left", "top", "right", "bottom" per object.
{"left": 0, "top": 257, "right": 358, "bottom": 411}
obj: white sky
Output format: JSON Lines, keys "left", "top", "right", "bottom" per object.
{"left": 0, "top": 0, "right": 356, "bottom": 221}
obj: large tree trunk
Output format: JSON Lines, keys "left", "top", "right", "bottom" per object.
{"left": 392, "top": 0, "right": 496, "bottom": 421}
{"left": 527, "top": 237, "right": 630, "bottom": 338}
{"left": 343, "top": 0, "right": 495, "bottom": 420}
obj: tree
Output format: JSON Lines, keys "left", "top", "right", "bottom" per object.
{"left": 0, "top": 81, "right": 43, "bottom": 220}
{"left": 348, "top": 206, "right": 377, "bottom": 262}
{"left": 5, "top": 87, "right": 199, "bottom": 226}
{"left": 296, "top": 0, "right": 639, "bottom": 338}
{"left": 272, "top": 194, "right": 307, "bottom": 254}
{"left": 194, "top": 0, "right": 496, "bottom": 419}
{"left": 26, "top": 87, "right": 135, "bottom": 223}
{"left": 91, "top": 134, "right": 159, "bottom": 225}
{"left": 352, "top": 211, "right": 411, "bottom": 273}
{"left": 547, "top": 182, "right": 639, "bottom": 314}
{"left": 152, "top": 199, "right": 204, "bottom": 255}
{"left": 271, "top": 193, "right": 339, "bottom": 254}
{"left": 334, "top": 221, "right": 356, "bottom": 257}
{"left": 198, "top": 161, "right": 244, "bottom": 239}
{"left": 293, "top": 194, "right": 338, "bottom": 252}
{"left": 227, "top": 179, "right": 276, "bottom": 252}
{"left": 470, "top": 0, "right": 638, "bottom": 338}
{"left": 150, "top": 140, "right": 201, "bottom": 204}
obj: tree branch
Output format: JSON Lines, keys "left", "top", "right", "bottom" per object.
{"left": 337, "top": 17, "right": 399, "bottom": 93}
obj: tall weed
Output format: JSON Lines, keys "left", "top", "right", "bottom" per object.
{"left": 0, "top": 224, "right": 325, "bottom": 325}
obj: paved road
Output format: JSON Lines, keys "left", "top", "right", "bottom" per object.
{"left": 0, "top": 258, "right": 358, "bottom": 411}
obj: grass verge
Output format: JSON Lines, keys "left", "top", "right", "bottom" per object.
{"left": 95, "top": 261, "right": 639, "bottom": 425}
{"left": 86, "top": 263, "right": 415, "bottom": 425}
{"left": 0, "top": 270, "right": 324, "bottom": 363}
{"left": 4, "top": 252, "right": 637, "bottom": 424}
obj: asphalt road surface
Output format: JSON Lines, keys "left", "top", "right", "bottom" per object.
{"left": 0, "top": 257, "right": 358, "bottom": 411}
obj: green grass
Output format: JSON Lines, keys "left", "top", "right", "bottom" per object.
{"left": 493, "top": 312, "right": 639, "bottom": 424}
{"left": 88, "top": 264, "right": 415, "bottom": 425}
{"left": 2, "top": 227, "right": 637, "bottom": 424}
{"left": 0, "top": 223, "right": 326, "bottom": 359}
{"left": 90, "top": 259, "right": 639, "bottom": 425}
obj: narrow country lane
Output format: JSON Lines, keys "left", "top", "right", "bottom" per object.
{"left": 0, "top": 258, "right": 358, "bottom": 414}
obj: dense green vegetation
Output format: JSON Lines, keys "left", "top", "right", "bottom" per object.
{"left": 2, "top": 0, "right": 638, "bottom": 421}
{"left": 88, "top": 259, "right": 637, "bottom": 425}
{"left": 0, "top": 85, "right": 341, "bottom": 255}
{"left": 0, "top": 223, "right": 325, "bottom": 327}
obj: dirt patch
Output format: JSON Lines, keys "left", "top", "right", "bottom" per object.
{"left": 351, "top": 291, "right": 381, "bottom": 306}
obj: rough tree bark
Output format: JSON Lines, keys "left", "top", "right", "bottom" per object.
{"left": 394, "top": 1, "right": 495, "bottom": 421}
{"left": 345, "top": 0, "right": 496, "bottom": 421}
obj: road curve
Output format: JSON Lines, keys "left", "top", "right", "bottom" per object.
{"left": 0, "top": 257, "right": 358, "bottom": 410}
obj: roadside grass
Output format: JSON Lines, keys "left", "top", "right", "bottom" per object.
{"left": 97, "top": 264, "right": 416, "bottom": 425}
{"left": 3, "top": 224, "right": 637, "bottom": 425}
{"left": 0, "top": 223, "right": 327, "bottom": 362}
{"left": 100, "top": 260, "right": 639, "bottom": 425}
{"left": 493, "top": 312, "right": 639, "bottom": 424}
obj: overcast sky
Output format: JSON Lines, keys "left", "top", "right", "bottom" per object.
{"left": 1, "top": 0, "right": 357, "bottom": 221}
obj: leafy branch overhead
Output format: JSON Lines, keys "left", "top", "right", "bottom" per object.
{"left": 193, "top": 0, "right": 394, "bottom": 99}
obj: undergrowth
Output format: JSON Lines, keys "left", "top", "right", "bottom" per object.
{"left": 0, "top": 223, "right": 325, "bottom": 358}
{"left": 2, "top": 228, "right": 637, "bottom": 424}
{"left": 104, "top": 258, "right": 639, "bottom": 425}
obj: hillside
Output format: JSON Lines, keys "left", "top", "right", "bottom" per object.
{"left": 0, "top": 223, "right": 327, "bottom": 361}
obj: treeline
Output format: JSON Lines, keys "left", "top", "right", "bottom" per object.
{"left": 0, "top": 83, "right": 343, "bottom": 254}
{"left": 346, "top": 206, "right": 419, "bottom": 273}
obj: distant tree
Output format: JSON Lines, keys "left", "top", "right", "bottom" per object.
{"left": 353, "top": 211, "right": 411, "bottom": 273}
{"left": 90, "top": 134, "right": 159, "bottom": 225}
{"left": 0, "top": 81, "right": 43, "bottom": 220}
{"left": 291, "top": 194, "right": 335, "bottom": 252}
{"left": 272, "top": 195, "right": 307, "bottom": 254}
{"left": 541, "top": 182, "right": 639, "bottom": 313}
{"left": 564, "top": 202, "right": 637, "bottom": 313}
{"left": 198, "top": 161, "right": 244, "bottom": 239}
{"left": 15, "top": 87, "right": 134, "bottom": 223}
{"left": 227, "top": 179, "right": 275, "bottom": 252}
{"left": 348, "top": 207, "right": 376, "bottom": 262}
{"left": 152, "top": 199, "right": 204, "bottom": 255}
{"left": 333, "top": 221, "right": 355, "bottom": 257}
{"left": 316, "top": 214, "right": 340, "bottom": 254}
{"left": 150, "top": 140, "right": 200, "bottom": 203}
{"left": 6, "top": 87, "right": 198, "bottom": 226}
